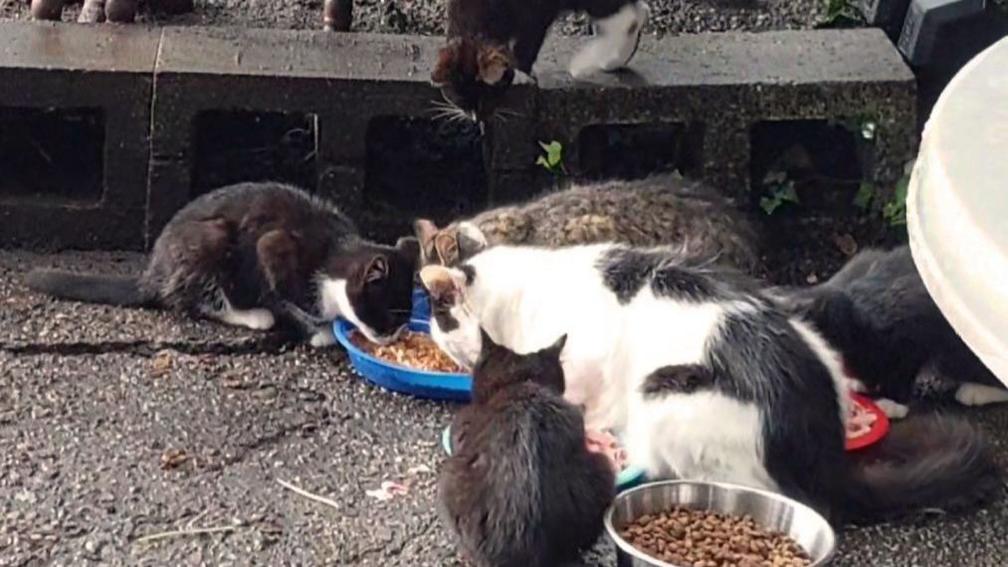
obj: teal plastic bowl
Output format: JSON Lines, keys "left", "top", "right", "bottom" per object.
{"left": 441, "top": 425, "right": 647, "bottom": 492}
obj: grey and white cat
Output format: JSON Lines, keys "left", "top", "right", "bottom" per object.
{"left": 26, "top": 182, "right": 418, "bottom": 347}
{"left": 413, "top": 174, "right": 761, "bottom": 274}
{"left": 419, "top": 243, "right": 1001, "bottom": 524}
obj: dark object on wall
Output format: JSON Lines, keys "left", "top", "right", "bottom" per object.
{"left": 857, "top": 0, "right": 913, "bottom": 39}
{"left": 898, "top": 0, "right": 987, "bottom": 66}
{"left": 899, "top": 1, "right": 1008, "bottom": 129}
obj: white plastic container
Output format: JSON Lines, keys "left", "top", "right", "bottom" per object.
{"left": 908, "top": 36, "right": 1008, "bottom": 386}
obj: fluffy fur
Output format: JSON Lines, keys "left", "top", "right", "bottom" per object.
{"left": 439, "top": 329, "right": 615, "bottom": 567}
{"left": 421, "top": 242, "right": 1002, "bottom": 524}
{"left": 414, "top": 174, "right": 761, "bottom": 274}
{"left": 771, "top": 245, "right": 1008, "bottom": 408}
{"left": 25, "top": 182, "right": 418, "bottom": 346}
{"left": 432, "top": 0, "right": 649, "bottom": 121}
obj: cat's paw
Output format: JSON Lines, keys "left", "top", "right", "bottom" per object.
{"left": 310, "top": 328, "right": 337, "bottom": 349}
{"left": 568, "top": 44, "right": 601, "bottom": 79}
{"left": 843, "top": 376, "right": 868, "bottom": 393}
{"left": 77, "top": 0, "right": 106, "bottom": 22}
{"left": 240, "top": 309, "right": 276, "bottom": 331}
{"left": 875, "top": 398, "right": 910, "bottom": 420}
{"left": 513, "top": 69, "right": 538, "bottom": 86}
{"left": 955, "top": 383, "right": 1008, "bottom": 406}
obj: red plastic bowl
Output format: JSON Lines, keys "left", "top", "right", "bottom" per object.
{"left": 845, "top": 393, "right": 890, "bottom": 451}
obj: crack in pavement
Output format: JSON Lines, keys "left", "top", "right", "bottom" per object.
{"left": 338, "top": 517, "right": 440, "bottom": 564}
{"left": 0, "top": 335, "right": 298, "bottom": 357}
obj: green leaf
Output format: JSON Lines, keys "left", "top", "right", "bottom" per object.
{"left": 763, "top": 171, "right": 787, "bottom": 186}
{"left": 780, "top": 183, "right": 799, "bottom": 204}
{"left": 536, "top": 156, "right": 551, "bottom": 170}
{"left": 853, "top": 182, "right": 875, "bottom": 210}
{"left": 760, "top": 196, "right": 780, "bottom": 216}
{"left": 893, "top": 175, "right": 910, "bottom": 201}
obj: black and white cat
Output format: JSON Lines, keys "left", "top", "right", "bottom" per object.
{"left": 433, "top": 0, "right": 649, "bottom": 121}
{"left": 420, "top": 243, "right": 1001, "bottom": 523}
{"left": 25, "top": 182, "right": 418, "bottom": 347}
{"left": 440, "top": 328, "right": 615, "bottom": 567}
{"left": 771, "top": 245, "right": 1008, "bottom": 411}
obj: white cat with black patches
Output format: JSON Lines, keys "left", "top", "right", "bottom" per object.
{"left": 420, "top": 243, "right": 1001, "bottom": 524}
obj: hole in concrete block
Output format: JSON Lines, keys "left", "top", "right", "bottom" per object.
{"left": 192, "top": 110, "right": 318, "bottom": 198}
{"left": 577, "top": 122, "right": 703, "bottom": 181}
{"left": 0, "top": 107, "right": 104, "bottom": 203}
{"left": 749, "top": 120, "right": 867, "bottom": 213}
{"left": 364, "top": 117, "right": 486, "bottom": 243}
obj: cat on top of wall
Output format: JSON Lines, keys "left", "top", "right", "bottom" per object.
{"left": 770, "top": 245, "right": 1008, "bottom": 411}
{"left": 439, "top": 328, "right": 615, "bottom": 567}
{"left": 432, "top": 0, "right": 649, "bottom": 121}
{"left": 25, "top": 182, "right": 419, "bottom": 347}
{"left": 420, "top": 243, "right": 1001, "bottom": 524}
{"left": 414, "top": 174, "right": 762, "bottom": 274}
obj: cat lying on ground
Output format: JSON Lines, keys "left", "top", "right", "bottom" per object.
{"left": 770, "top": 245, "right": 1008, "bottom": 414}
{"left": 420, "top": 242, "right": 1001, "bottom": 525}
{"left": 26, "top": 182, "right": 418, "bottom": 347}
{"left": 414, "top": 174, "right": 761, "bottom": 274}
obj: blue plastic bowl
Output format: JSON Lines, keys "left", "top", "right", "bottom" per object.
{"left": 410, "top": 285, "right": 431, "bottom": 324}
{"left": 332, "top": 318, "right": 473, "bottom": 402}
{"left": 440, "top": 425, "right": 647, "bottom": 492}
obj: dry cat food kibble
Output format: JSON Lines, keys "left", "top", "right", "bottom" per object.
{"left": 619, "top": 507, "right": 812, "bottom": 567}
{"left": 350, "top": 331, "right": 463, "bottom": 373}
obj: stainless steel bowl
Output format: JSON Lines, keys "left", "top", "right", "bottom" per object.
{"left": 605, "top": 480, "right": 836, "bottom": 567}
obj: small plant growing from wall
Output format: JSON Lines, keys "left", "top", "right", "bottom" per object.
{"left": 759, "top": 171, "right": 800, "bottom": 215}
{"left": 536, "top": 141, "right": 567, "bottom": 177}
{"left": 854, "top": 172, "right": 910, "bottom": 227}
{"left": 819, "top": 0, "right": 863, "bottom": 27}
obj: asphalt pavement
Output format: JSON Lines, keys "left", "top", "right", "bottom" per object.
{"left": 2, "top": 250, "right": 1007, "bottom": 566}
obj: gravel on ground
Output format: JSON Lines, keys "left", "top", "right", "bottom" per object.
{"left": 2, "top": 250, "right": 1008, "bottom": 566}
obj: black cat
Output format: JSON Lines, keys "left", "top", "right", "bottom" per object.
{"left": 25, "top": 182, "right": 418, "bottom": 347}
{"left": 772, "top": 245, "right": 1008, "bottom": 409}
{"left": 439, "top": 329, "right": 615, "bottom": 567}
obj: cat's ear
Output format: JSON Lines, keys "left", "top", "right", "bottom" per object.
{"left": 456, "top": 222, "right": 488, "bottom": 258}
{"left": 395, "top": 236, "right": 421, "bottom": 269}
{"left": 413, "top": 219, "right": 439, "bottom": 247}
{"left": 548, "top": 332, "right": 564, "bottom": 351}
{"left": 476, "top": 43, "right": 514, "bottom": 86}
{"left": 543, "top": 334, "right": 568, "bottom": 357}
{"left": 432, "top": 41, "right": 460, "bottom": 86}
{"left": 419, "top": 265, "right": 466, "bottom": 305}
{"left": 363, "top": 254, "right": 389, "bottom": 284}
{"left": 478, "top": 327, "right": 498, "bottom": 356}
{"left": 433, "top": 231, "right": 461, "bottom": 266}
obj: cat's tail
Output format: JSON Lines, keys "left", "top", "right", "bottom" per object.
{"left": 24, "top": 269, "right": 154, "bottom": 307}
{"left": 841, "top": 413, "right": 1003, "bottom": 523}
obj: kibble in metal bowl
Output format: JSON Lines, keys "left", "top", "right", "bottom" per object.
{"left": 605, "top": 481, "right": 835, "bottom": 567}
{"left": 349, "top": 330, "right": 463, "bottom": 373}
{"left": 619, "top": 507, "right": 811, "bottom": 567}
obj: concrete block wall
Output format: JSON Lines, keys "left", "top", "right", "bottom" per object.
{"left": 0, "top": 22, "right": 917, "bottom": 251}
{"left": 0, "top": 23, "right": 159, "bottom": 249}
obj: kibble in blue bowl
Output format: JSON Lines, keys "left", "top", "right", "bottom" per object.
{"left": 333, "top": 286, "right": 473, "bottom": 401}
